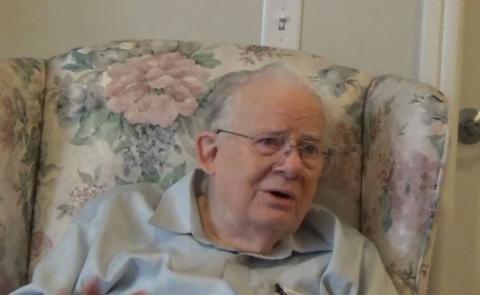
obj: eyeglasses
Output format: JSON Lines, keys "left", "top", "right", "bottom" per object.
{"left": 216, "top": 129, "right": 336, "bottom": 175}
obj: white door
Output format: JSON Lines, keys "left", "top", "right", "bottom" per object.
{"left": 426, "top": 0, "right": 480, "bottom": 294}
{"left": 454, "top": 0, "right": 480, "bottom": 292}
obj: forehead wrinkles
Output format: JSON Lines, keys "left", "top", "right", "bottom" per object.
{"left": 226, "top": 103, "right": 325, "bottom": 140}
{"left": 267, "top": 105, "right": 325, "bottom": 135}
{"left": 229, "top": 82, "right": 325, "bottom": 131}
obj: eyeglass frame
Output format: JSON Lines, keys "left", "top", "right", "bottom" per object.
{"left": 215, "top": 129, "right": 336, "bottom": 176}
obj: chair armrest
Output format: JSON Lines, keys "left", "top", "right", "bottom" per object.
{"left": 0, "top": 58, "right": 46, "bottom": 293}
{"left": 362, "top": 75, "right": 449, "bottom": 294}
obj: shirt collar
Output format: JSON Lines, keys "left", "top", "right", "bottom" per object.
{"left": 149, "top": 169, "right": 201, "bottom": 235}
{"left": 149, "top": 168, "right": 332, "bottom": 259}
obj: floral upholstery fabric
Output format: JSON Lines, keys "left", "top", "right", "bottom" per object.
{"left": 30, "top": 40, "right": 371, "bottom": 277}
{"left": 0, "top": 39, "right": 450, "bottom": 295}
{"left": 0, "top": 59, "right": 45, "bottom": 293}
{"left": 362, "top": 76, "right": 448, "bottom": 294}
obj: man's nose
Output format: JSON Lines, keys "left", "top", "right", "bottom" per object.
{"left": 273, "top": 147, "right": 305, "bottom": 179}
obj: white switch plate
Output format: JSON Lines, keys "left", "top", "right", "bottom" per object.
{"left": 261, "top": 0, "right": 303, "bottom": 50}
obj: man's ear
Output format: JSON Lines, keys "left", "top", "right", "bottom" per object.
{"left": 196, "top": 131, "right": 218, "bottom": 175}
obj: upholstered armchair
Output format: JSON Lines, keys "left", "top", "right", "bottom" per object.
{"left": 0, "top": 40, "right": 448, "bottom": 294}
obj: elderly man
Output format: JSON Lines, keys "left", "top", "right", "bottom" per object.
{"left": 13, "top": 64, "right": 397, "bottom": 294}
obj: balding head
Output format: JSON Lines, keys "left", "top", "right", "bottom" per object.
{"left": 206, "top": 63, "right": 327, "bottom": 134}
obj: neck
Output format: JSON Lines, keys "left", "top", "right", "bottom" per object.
{"left": 197, "top": 195, "right": 284, "bottom": 254}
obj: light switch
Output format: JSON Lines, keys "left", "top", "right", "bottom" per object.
{"left": 261, "top": 0, "right": 303, "bottom": 50}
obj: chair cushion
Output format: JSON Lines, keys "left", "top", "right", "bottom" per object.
{"left": 30, "top": 39, "right": 371, "bottom": 273}
{"left": 0, "top": 58, "right": 45, "bottom": 292}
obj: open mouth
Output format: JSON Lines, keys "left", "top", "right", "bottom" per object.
{"left": 267, "top": 190, "right": 293, "bottom": 199}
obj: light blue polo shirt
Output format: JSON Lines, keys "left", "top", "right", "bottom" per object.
{"left": 13, "top": 169, "right": 397, "bottom": 295}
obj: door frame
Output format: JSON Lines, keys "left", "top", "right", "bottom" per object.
{"left": 418, "top": 1, "right": 464, "bottom": 294}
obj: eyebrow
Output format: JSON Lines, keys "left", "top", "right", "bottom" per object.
{"left": 301, "top": 134, "right": 323, "bottom": 143}
{"left": 255, "top": 130, "right": 288, "bottom": 136}
{"left": 256, "top": 130, "right": 323, "bottom": 143}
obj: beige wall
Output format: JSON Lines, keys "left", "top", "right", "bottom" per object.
{"left": 0, "top": 0, "right": 262, "bottom": 58}
{"left": 461, "top": 0, "right": 480, "bottom": 105}
{"left": 0, "top": 0, "right": 421, "bottom": 78}
{"left": 302, "top": 1, "right": 421, "bottom": 79}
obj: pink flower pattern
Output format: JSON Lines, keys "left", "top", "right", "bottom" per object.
{"left": 391, "top": 151, "right": 439, "bottom": 232}
{"left": 69, "top": 184, "right": 106, "bottom": 212}
{"left": 105, "top": 53, "right": 209, "bottom": 127}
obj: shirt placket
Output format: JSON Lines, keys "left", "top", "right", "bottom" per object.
{"left": 222, "top": 254, "right": 256, "bottom": 295}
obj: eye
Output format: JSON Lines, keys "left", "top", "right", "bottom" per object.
{"left": 254, "top": 136, "right": 284, "bottom": 155}
{"left": 300, "top": 143, "right": 319, "bottom": 156}
{"left": 256, "top": 136, "right": 283, "bottom": 147}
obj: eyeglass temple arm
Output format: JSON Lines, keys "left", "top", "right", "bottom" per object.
{"left": 216, "top": 129, "right": 253, "bottom": 140}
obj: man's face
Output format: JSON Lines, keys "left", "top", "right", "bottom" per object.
{"left": 202, "top": 74, "right": 326, "bottom": 236}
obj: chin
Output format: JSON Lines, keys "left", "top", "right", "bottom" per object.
{"left": 254, "top": 213, "right": 297, "bottom": 234}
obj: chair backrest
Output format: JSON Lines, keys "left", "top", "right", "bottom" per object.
{"left": 31, "top": 39, "right": 371, "bottom": 269}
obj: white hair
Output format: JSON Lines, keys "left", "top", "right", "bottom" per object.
{"left": 205, "top": 62, "right": 332, "bottom": 144}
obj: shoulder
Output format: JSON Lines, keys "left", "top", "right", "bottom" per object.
{"left": 305, "top": 206, "right": 396, "bottom": 293}
{"left": 73, "top": 182, "right": 165, "bottom": 224}
{"left": 302, "top": 204, "right": 385, "bottom": 262}
{"left": 303, "top": 204, "right": 368, "bottom": 247}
